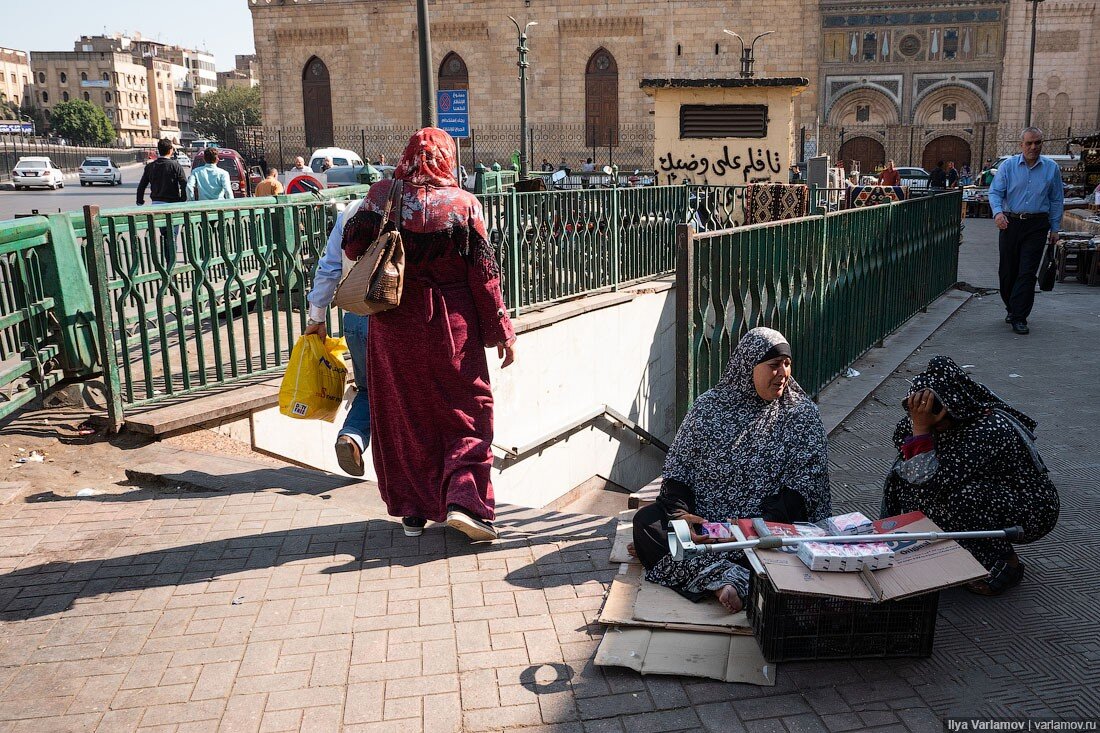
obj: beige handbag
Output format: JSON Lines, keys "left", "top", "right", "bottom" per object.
{"left": 333, "top": 181, "right": 405, "bottom": 315}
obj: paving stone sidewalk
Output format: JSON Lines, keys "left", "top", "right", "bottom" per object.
{"left": 0, "top": 218, "right": 1097, "bottom": 732}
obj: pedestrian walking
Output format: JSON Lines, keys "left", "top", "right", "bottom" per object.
{"left": 928, "top": 160, "right": 947, "bottom": 189}
{"left": 989, "top": 127, "right": 1064, "bottom": 335}
{"left": 877, "top": 160, "right": 901, "bottom": 187}
{"left": 340, "top": 128, "right": 516, "bottom": 541}
{"left": 136, "top": 138, "right": 188, "bottom": 264}
{"left": 946, "top": 161, "right": 960, "bottom": 188}
{"left": 303, "top": 165, "right": 384, "bottom": 476}
{"left": 254, "top": 168, "right": 284, "bottom": 197}
{"left": 186, "top": 148, "right": 233, "bottom": 201}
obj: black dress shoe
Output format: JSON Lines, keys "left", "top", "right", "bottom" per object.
{"left": 1011, "top": 321, "right": 1030, "bottom": 335}
{"left": 1005, "top": 315, "right": 1013, "bottom": 324}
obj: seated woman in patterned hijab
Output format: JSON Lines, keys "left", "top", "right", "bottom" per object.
{"left": 631, "top": 327, "right": 832, "bottom": 613}
{"left": 884, "top": 357, "right": 1058, "bottom": 595}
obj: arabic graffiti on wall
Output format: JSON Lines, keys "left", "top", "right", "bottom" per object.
{"left": 658, "top": 146, "right": 783, "bottom": 186}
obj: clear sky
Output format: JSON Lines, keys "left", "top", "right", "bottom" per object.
{"left": 0, "top": 0, "right": 255, "bottom": 70}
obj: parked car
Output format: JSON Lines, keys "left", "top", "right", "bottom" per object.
{"left": 11, "top": 157, "right": 65, "bottom": 190}
{"left": 309, "top": 147, "right": 363, "bottom": 172}
{"left": 321, "top": 163, "right": 396, "bottom": 188}
{"left": 191, "top": 148, "right": 251, "bottom": 198}
{"left": 171, "top": 149, "right": 192, "bottom": 169}
{"left": 78, "top": 157, "right": 123, "bottom": 186}
{"left": 896, "top": 166, "right": 930, "bottom": 190}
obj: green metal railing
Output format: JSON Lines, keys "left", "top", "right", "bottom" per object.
{"left": 676, "top": 191, "right": 962, "bottom": 421}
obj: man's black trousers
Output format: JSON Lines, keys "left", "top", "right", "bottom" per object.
{"left": 998, "top": 217, "right": 1049, "bottom": 323}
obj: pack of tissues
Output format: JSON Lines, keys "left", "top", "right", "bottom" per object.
{"left": 796, "top": 539, "right": 896, "bottom": 572}
{"left": 826, "top": 512, "right": 875, "bottom": 535}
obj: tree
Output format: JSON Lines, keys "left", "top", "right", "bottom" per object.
{"left": 50, "top": 100, "right": 116, "bottom": 145}
{"left": 191, "top": 86, "right": 262, "bottom": 137}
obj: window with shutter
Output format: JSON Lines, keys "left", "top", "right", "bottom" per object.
{"left": 679, "top": 105, "right": 768, "bottom": 139}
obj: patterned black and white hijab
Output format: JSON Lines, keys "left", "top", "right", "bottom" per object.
{"left": 663, "top": 327, "right": 832, "bottom": 522}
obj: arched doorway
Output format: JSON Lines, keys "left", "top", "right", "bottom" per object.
{"left": 585, "top": 48, "right": 618, "bottom": 148}
{"left": 302, "top": 57, "right": 333, "bottom": 149}
{"left": 438, "top": 52, "right": 469, "bottom": 92}
{"left": 838, "top": 136, "right": 886, "bottom": 174}
{"left": 922, "top": 135, "right": 971, "bottom": 171}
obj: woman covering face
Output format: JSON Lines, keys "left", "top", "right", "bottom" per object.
{"left": 883, "top": 356, "right": 1059, "bottom": 595}
{"left": 632, "top": 327, "right": 831, "bottom": 612}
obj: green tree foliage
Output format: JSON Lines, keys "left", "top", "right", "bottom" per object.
{"left": 49, "top": 100, "right": 116, "bottom": 145}
{"left": 191, "top": 86, "right": 261, "bottom": 137}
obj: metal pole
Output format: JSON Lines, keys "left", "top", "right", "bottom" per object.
{"left": 509, "top": 17, "right": 536, "bottom": 180}
{"left": 1024, "top": 0, "right": 1041, "bottom": 128}
{"left": 417, "top": 0, "right": 437, "bottom": 128}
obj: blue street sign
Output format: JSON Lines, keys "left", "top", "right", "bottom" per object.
{"left": 437, "top": 90, "right": 469, "bottom": 139}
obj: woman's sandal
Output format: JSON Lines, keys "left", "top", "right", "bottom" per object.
{"left": 966, "top": 556, "right": 1025, "bottom": 596}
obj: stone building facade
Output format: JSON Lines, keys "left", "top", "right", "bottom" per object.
{"left": 249, "top": 0, "right": 1099, "bottom": 171}
{"left": 28, "top": 50, "right": 154, "bottom": 144}
{"left": 249, "top": 0, "right": 821, "bottom": 158}
{"left": 999, "top": 0, "right": 1100, "bottom": 148}
{"left": 0, "top": 48, "right": 32, "bottom": 113}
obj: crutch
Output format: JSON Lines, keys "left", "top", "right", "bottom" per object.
{"left": 667, "top": 519, "right": 1024, "bottom": 561}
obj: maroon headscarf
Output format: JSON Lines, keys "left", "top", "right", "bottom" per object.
{"left": 393, "top": 127, "right": 458, "bottom": 188}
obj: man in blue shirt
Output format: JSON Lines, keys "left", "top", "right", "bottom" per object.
{"left": 988, "top": 127, "right": 1064, "bottom": 335}
{"left": 303, "top": 171, "right": 381, "bottom": 477}
{"left": 186, "top": 148, "right": 234, "bottom": 201}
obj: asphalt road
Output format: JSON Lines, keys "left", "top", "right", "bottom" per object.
{"left": 0, "top": 164, "right": 149, "bottom": 221}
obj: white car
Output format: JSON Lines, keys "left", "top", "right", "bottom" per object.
{"left": 78, "top": 157, "right": 123, "bottom": 186}
{"left": 172, "top": 150, "right": 192, "bottom": 168}
{"left": 11, "top": 157, "right": 65, "bottom": 190}
{"left": 309, "top": 147, "right": 363, "bottom": 172}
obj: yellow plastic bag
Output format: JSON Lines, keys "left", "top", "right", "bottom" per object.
{"left": 279, "top": 334, "right": 349, "bottom": 423}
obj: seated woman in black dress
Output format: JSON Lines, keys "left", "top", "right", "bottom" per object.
{"left": 883, "top": 356, "right": 1058, "bottom": 595}
{"left": 632, "top": 327, "right": 832, "bottom": 613}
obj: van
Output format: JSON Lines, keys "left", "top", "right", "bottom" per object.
{"left": 309, "top": 147, "right": 363, "bottom": 172}
{"left": 191, "top": 148, "right": 251, "bottom": 198}
{"left": 190, "top": 139, "right": 219, "bottom": 150}
{"left": 991, "top": 154, "right": 1079, "bottom": 175}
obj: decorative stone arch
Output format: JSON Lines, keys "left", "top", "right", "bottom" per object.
{"left": 302, "top": 56, "right": 333, "bottom": 149}
{"left": 839, "top": 136, "right": 887, "bottom": 173}
{"left": 827, "top": 86, "right": 901, "bottom": 127}
{"left": 438, "top": 52, "right": 469, "bottom": 92}
{"left": 912, "top": 81, "right": 991, "bottom": 124}
{"left": 585, "top": 48, "right": 619, "bottom": 148}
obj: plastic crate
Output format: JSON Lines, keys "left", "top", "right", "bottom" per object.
{"left": 746, "top": 573, "right": 939, "bottom": 662}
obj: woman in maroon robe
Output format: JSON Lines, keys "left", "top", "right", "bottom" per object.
{"left": 342, "top": 128, "right": 516, "bottom": 541}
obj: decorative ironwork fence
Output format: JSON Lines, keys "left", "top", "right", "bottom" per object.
{"left": 676, "top": 190, "right": 962, "bottom": 420}
{"left": 262, "top": 123, "right": 655, "bottom": 172}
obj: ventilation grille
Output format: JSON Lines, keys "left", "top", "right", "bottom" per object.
{"left": 679, "top": 104, "right": 768, "bottom": 139}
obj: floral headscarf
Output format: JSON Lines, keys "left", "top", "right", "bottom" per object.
{"left": 393, "top": 127, "right": 458, "bottom": 188}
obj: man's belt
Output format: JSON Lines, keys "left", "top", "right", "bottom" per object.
{"left": 1004, "top": 212, "right": 1049, "bottom": 221}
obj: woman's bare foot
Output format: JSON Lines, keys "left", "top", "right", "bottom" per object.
{"left": 715, "top": 585, "right": 743, "bottom": 613}
{"left": 627, "top": 542, "right": 637, "bottom": 558}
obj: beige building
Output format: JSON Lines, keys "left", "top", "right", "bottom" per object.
{"left": 162, "top": 46, "right": 218, "bottom": 97}
{"left": 999, "top": 0, "right": 1100, "bottom": 145}
{"left": 218, "top": 56, "right": 260, "bottom": 91}
{"left": 0, "top": 48, "right": 32, "bottom": 113}
{"left": 249, "top": 0, "right": 1099, "bottom": 170}
{"left": 145, "top": 57, "right": 181, "bottom": 142}
{"left": 249, "top": 0, "right": 821, "bottom": 150}
{"left": 29, "top": 50, "right": 153, "bottom": 144}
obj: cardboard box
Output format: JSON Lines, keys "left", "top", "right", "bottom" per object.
{"left": 795, "top": 540, "right": 895, "bottom": 572}
{"left": 595, "top": 627, "right": 775, "bottom": 685}
{"left": 740, "top": 512, "right": 987, "bottom": 601}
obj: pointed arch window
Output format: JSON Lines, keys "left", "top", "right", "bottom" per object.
{"left": 302, "top": 56, "right": 334, "bottom": 149}
{"left": 438, "top": 52, "right": 469, "bottom": 92}
{"left": 585, "top": 48, "right": 619, "bottom": 148}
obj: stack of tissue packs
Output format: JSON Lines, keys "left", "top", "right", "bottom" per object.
{"left": 797, "top": 512, "right": 895, "bottom": 572}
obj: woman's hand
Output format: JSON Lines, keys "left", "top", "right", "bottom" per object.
{"left": 497, "top": 337, "right": 517, "bottom": 368}
{"left": 670, "top": 509, "right": 705, "bottom": 526}
{"left": 907, "top": 389, "right": 948, "bottom": 435}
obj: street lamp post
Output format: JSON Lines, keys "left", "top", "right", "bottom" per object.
{"left": 417, "top": 0, "right": 437, "bottom": 128}
{"left": 509, "top": 16, "right": 537, "bottom": 179}
{"left": 1024, "top": 0, "right": 1044, "bottom": 128}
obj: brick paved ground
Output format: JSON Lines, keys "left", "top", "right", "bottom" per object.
{"left": 0, "top": 218, "right": 1096, "bottom": 731}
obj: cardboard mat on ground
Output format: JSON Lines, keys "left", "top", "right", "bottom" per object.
{"left": 595, "top": 626, "right": 775, "bottom": 685}
{"left": 598, "top": 564, "right": 753, "bottom": 635}
{"left": 609, "top": 509, "right": 638, "bottom": 564}
{"left": 746, "top": 512, "right": 988, "bottom": 601}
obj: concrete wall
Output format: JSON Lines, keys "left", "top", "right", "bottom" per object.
{"left": 248, "top": 279, "right": 677, "bottom": 509}
{"left": 649, "top": 84, "right": 805, "bottom": 187}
